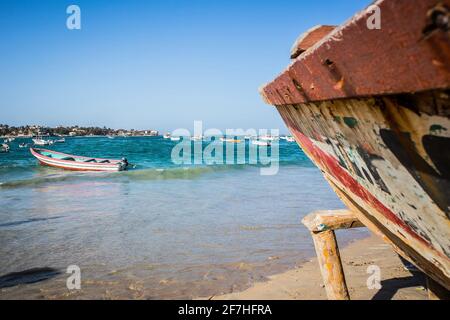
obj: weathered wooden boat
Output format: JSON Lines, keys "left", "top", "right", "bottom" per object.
{"left": 30, "top": 148, "right": 128, "bottom": 172}
{"left": 260, "top": 0, "right": 450, "bottom": 292}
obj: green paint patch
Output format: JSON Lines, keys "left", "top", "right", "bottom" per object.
{"left": 343, "top": 117, "right": 358, "bottom": 128}
{"left": 333, "top": 116, "right": 341, "bottom": 123}
{"left": 429, "top": 124, "right": 447, "bottom": 133}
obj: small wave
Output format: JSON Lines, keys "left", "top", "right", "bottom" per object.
{"left": 116, "top": 165, "right": 242, "bottom": 181}
{"left": 0, "top": 165, "right": 244, "bottom": 189}
{"left": 0, "top": 172, "right": 85, "bottom": 189}
{"left": 0, "top": 216, "right": 64, "bottom": 228}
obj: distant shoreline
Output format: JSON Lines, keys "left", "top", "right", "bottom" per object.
{"left": 0, "top": 124, "right": 159, "bottom": 139}
{"left": 1, "top": 135, "right": 161, "bottom": 138}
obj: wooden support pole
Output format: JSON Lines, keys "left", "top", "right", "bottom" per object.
{"left": 302, "top": 210, "right": 365, "bottom": 300}
{"left": 311, "top": 229, "right": 350, "bottom": 300}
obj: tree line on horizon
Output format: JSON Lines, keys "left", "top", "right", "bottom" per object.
{"left": 0, "top": 124, "right": 158, "bottom": 137}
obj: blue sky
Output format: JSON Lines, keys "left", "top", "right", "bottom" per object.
{"left": 0, "top": 0, "right": 370, "bottom": 132}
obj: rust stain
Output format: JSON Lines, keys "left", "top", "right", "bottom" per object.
{"left": 260, "top": 0, "right": 450, "bottom": 106}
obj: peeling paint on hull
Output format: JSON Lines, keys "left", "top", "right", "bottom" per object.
{"left": 260, "top": 0, "right": 450, "bottom": 291}
{"left": 277, "top": 91, "right": 450, "bottom": 289}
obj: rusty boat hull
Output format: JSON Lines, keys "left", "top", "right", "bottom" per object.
{"left": 261, "top": 0, "right": 450, "bottom": 290}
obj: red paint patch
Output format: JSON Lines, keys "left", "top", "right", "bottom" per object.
{"left": 290, "top": 128, "right": 432, "bottom": 249}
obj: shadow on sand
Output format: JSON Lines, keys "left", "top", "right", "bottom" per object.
{"left": 0, "top": 267, "right": 61, "bottom": 289}
{"left": 371, "top": 256, "right": 426, "bottom": 300}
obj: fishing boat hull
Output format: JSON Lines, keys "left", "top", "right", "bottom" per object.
{"left": 30, "top": 148, "right": 127, "bottom": 172}
{"left": 261, "top": 0, "right": 450, "bottom": 290}
{"left": 278, "top": 93, "right": 450, "bottom": 289}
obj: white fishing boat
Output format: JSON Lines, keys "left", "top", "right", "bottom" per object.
{"left": 1, "top": 143, "right": 10, "bottom": 152}
{"left": 220, "top": 137, "right": 242, "bottom": 143}
{"left": 19, "top": 143, "right": 28, "bottom": 148}
{"left": 190, "top": 135, "right": 203, "bottom": 141}
{"left": 30, "top": 148, "right": 128, "bottom": 172}
{"left": 170, "top": 136, "right": 181, "bottom": 141}
{"left": 286, "top": 136, "right": 295, "bottom": 142}
{"left": 259, "top": 135, "right": 277, "bottom": 141}
{"left": 32, "top": 137, "right": 53, "bottom": 146}
{"left": 163, "top": 133, "right": 171, "bottom": 139}
{"left": 251, "top": 140, "right": 271, "bottom": 146}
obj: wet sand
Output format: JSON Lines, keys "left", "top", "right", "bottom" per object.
{"left": 205, "top": 235, "right": 428, "bottom": 300}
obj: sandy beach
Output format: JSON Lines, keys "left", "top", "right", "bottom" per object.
{"left": 207, "top": 235, "right": 428, "bottom": 300}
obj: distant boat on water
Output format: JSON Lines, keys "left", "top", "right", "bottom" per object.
{"left": 54, "top": 138, "right": 65, "bottom": 143}
{"left": 251, "top": 140, "right": 271, "bottom": 146}
{"left": 163, "top": 133, "right": 171, "bottom": 139}
{"left": 259, "top": 135, "right": 277, "bottom": 141}
{"left": 30, "top": 148, "right": 128, "bottom": 172}
{"left": 32, "top": 137, "right": 53, "bottom": 146}
{"left": 1, "top": 143, "right": 10, "bottom": 152}
{"left": 220, "top": 137, "right": 242, "bottom": 143}
{"left": 190, "top": 136, "right": 203, "bottom": 141}
{"left": 170, "top": 136, "right": 181, "bottom": 141}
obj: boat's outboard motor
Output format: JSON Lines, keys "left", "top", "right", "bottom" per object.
{"left": 121, "top": 157, "right": 129, "bottom": 169}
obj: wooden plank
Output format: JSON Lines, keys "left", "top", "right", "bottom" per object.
{"left": 261, "top": 0, "right": 450, "bottom": 106}
{"left": 302, "top": 209, "right": 365, "bottom": 233}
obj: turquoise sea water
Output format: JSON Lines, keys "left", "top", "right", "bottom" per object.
{"left": 0, "top": 137, "right": 367, "bottom": 299}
